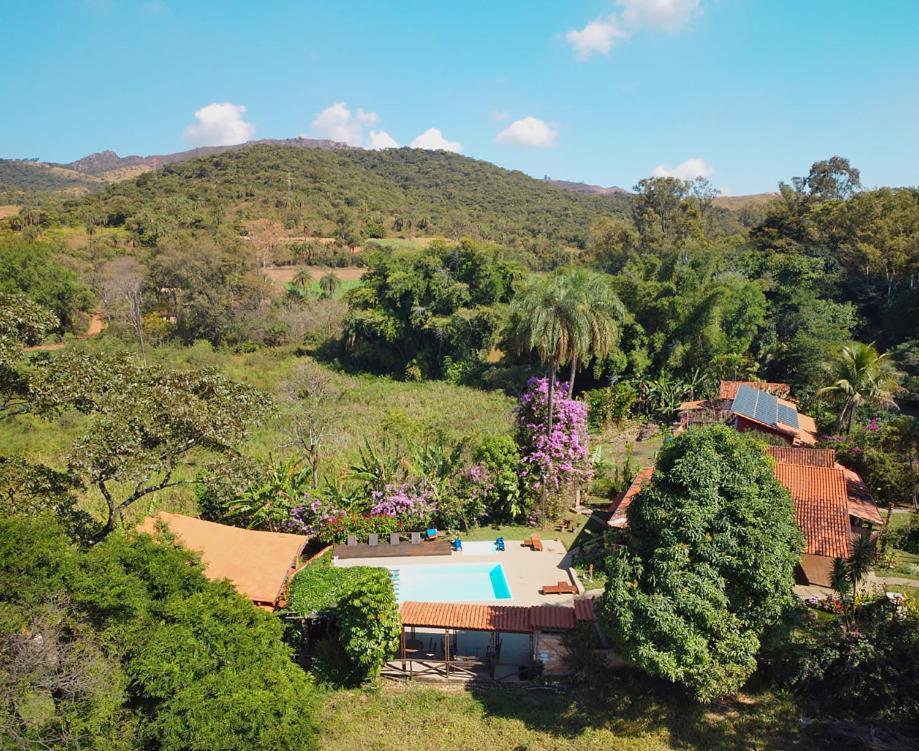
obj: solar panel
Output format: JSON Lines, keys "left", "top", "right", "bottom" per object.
{"left": 776, "top": 402, "right": 800, "bottom": 428}
{"left": 732, "top": 384, "right": 785, "bottom": 427}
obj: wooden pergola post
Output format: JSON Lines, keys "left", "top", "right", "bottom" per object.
{"left": 446, "top": 629, "right": 452, "bottom": 681}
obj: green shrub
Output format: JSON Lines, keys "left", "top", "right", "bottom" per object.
{"left": 287, "top": 555, "right": 399, "bottom": 683}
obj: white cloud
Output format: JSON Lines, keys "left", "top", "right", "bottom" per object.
{"left": 566, "top": 1, "right": 701, "bottom": 60}
{"left": 183, "top": 102, "right": 255, "bottom": 146}
{"left": 368, "top": 129, "right": 399, "bottom": 150}
{"left": 566, "top": 15, "right": 629, "bottom": 60}
{"left": 410, "top": 128, "right": 463, "bottom": 153}
{"left": 496, "top": 116, "right": 557, "bottom": 148}
{"left": 652, "top": 157, "right": 714, "bottom": 180}
{"left": 619, "top": 0, "right": 700, "bottom": 33}
{"left": 491, "top": 109, "right": 509, "bottom": 122}
{"left": 310, "top": 102, "right": 380, "bottom": 146}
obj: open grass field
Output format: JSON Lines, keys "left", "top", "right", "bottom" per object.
{"left": 319, "top": 682, "right": 808, "bottom": 751}
{"left": 4, "top": 339, "right": 517, "bottom": 527}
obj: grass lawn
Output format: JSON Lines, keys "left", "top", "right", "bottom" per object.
{"left": 319, "top": 681, "right": 808, "bottom": 751}
{"left": 461, "top": 507, "right": 600, "bottom": 551}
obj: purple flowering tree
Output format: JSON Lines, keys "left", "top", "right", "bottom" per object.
{"left": 515, "top": 377, "right": 592, "bottom": 519}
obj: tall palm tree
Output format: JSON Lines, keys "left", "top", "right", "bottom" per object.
{"left": 506, "top": 275, "right": 582, "bottom": 434}
{"left": 556, "top": 269, "right": 627, "bottom": 393}
{"left": 817, "top": 342, "right": 900, "bottom": 434}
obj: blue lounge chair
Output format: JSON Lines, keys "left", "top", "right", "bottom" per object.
{"left": 426, "top": 528, "right": 438, "bottom": 540}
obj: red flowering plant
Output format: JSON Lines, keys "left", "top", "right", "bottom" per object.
{"left": 514, "top": 377, "right": 592, "bottom": 519}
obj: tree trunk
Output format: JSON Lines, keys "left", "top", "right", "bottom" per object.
{"left": 568, "top": 356, "right": 578, "bottom": 396}
{"left": 880, "top": 501, "right": 895, "bottom": 556}
{"left": 546, "top": 365, "right": 557, "bottom": 436}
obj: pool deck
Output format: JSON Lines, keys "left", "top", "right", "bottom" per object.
{"left": 332, "top": 540, "right": 453, "bottom": 559}
{"left": 333, "top": 538, "right": 576, "bottom": 607}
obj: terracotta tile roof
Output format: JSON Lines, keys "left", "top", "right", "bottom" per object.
{"left": 400, "top": 602, "right": 532, "bottom": 632}
{"left": 574, "top": 598, "right": 597, "bottom": 622}
{"left": 773, "top": 464, "right": 851, "bottom": 558}
{"left": 837, "top": 464, "right": 884, "bottom": 525}
{"left": 720, "top": 380, "right": 792, "bottom": 400}
{"left": 136, "top": 512, "right": 307, "bottom": 606}
{"left": 766, "top": 446, "right": 835, "bottom": 467}
{"left": 529, "top": 605, "right": 577, "bottom": 631}
{"left": 607, "top": 467, "right": 654, "bottom": 528}
{"left": 608, "top": 461, "right": 853, "bottom": 560}
{"left": 399, "top": 602, "right": 581, "bottom": 632}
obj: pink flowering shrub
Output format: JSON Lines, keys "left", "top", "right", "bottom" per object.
{"left": 370, "top": 483, "right": 436, "bottom": 523}
{"left": 515, "top": 377, "right": 592, "bottom": 516}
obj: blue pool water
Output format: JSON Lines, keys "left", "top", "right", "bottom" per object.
{"left": 390, "top": 563, "right": 512, "bottom": 603}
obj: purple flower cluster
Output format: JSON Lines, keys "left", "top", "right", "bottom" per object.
{"left": 289, "top": 495, "right": 345, "bottom": 535}
{"left": 370, "top": 483, "right": 436, "bottom": 519}
{"left": 515, "top": 377, "right": 592, "bottom": 496}
{"left": 463, "top": 462, "right": 495, "bottom": 505}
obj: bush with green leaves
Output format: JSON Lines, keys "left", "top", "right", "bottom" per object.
{"left": 792, "top": 597, "right": 919, "bottom": 723}
{"left": 286, "top": 555, "right": 399, "bottom": 683}
{"left": 598, "top": 425, "right": 804, "bottom": 702}
{"left": 0, "top": 515, "right": 321, "bottom": 751}
{"left": 583, "top": 382, "right": 637, "bottom": 430}
{"left": 471, "top": 434, "right": 526, "bottom": 521}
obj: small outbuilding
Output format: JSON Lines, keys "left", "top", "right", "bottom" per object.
{"left": 137, "top": 512, "right": 308, "bottom": 609}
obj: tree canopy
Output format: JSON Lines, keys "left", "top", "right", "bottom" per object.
{"left": 0, "top": 515, "right": 320, "bottom": 751}
{"left": 598, "top": 426, "right": 804, "bottom": 702}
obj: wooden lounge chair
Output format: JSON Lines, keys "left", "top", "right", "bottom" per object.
{"left": 389, "top": 533, "right": 400, "bottom": 546}
{"left": 346, "top": 534, "right": 357, "bottom": 546}
{"left": 410, "top": 532, "right": 422, "bottom": 544}
{"left": 530, "top": 534, "right": 543, "bottom": 551}
{"left": 541, "top": 580, "right": 578, "bottom": 595}
{"left": 368, "top": 533, "right": 379, "bottom": 547}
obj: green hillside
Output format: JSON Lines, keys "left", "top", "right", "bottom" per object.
{"left": 65, "top": 145, "right": 634, "bottom": 247}
{"left": 0, "top": 159, "right": 103, "bottom": 201}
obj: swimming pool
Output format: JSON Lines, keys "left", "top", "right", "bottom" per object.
{"left": 390, "top": 563, "right": 512, "bottom": 603}
{"left": 456, "top": 540, "right": 502, "bottom": 555}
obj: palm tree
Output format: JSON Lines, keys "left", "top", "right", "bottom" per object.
{"left": 319, "top": 271, "right": 342, "bottom": 299}
{"left": 556, "top": 268, "right": 626, "bottom": 393}
{"left": 817, "top": 342, "right": 900, "bottom": 434}
{"left": 292, "top": 268, "right": 314, "bottom": 291}
{"left": 831, "top": 534, "right": 876, "bottom": 626}
{"left": 506, "top": 275, "right": 582, "bottom": 435}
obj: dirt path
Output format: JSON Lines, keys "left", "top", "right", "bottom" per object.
{"left": 26, "top": 311, "right": 105, "bottom": 352}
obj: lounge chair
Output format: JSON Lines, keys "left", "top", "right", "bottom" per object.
{"left": 368, "top": 533, "right": 379, "bottom": 547}
{"left": 389, "top": 533, "right": 400, "bottom": 546}
{"left": 346, "top": 534, "right": 357, "bottom": 546}
{"left": 522, "top": 535, "right": 543, "bottom": 551}
{"left": 541, "top": 580, "right": 578, "bottom": 595}
{"left": 426, "top": 528, "right": 439, "bottom": 540}
{"left": 410, "top": 532, "right": 422, "bottom": 545}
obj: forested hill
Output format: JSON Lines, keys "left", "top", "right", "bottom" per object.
{"left": 0, "top": 159, "right": 104, "bottom": 199}
{"left": 60, "top": 145, "right": 635, "bottom": 247}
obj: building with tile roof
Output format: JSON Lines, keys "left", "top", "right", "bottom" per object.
{"left": 606, "top": 446, "right": 883, "bottom": 588}
{"left": 676, "top": 383, "right": 818, "bottom": 446}
{"left": 137, "top": 512, "right": 307, "bottom": 608}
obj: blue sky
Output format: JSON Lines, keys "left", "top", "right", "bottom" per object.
{"left": 2, "top": 0, "right": 917, "bottom": 194}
